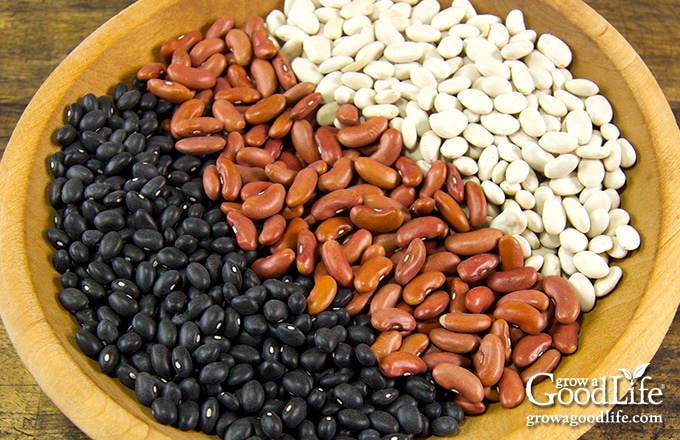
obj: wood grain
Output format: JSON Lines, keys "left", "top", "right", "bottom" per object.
{"left": 0, "top": 0, "right": 678, "bottom": 439}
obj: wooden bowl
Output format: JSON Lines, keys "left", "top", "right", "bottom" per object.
{"left": 0, "top": 0, "right": 677, "bottom": 438}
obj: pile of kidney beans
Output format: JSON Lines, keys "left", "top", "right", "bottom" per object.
{"left": 46, "top": 13, "right": 585, "bottom": 440}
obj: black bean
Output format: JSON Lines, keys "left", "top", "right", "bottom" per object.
{"left": 93, "top": 209, "right": 125, "bottom": 232}
{"left": 441, "top": 401, "right": 465, "bottom": 423}
{"left": 338, "top": 408, "right": 370, "bottom": 431}
{"left": 155, "top": 247, "right": 188, "bottom": 269}
{"left": 200, "top": 396, "right": 220, "bottom": 434}
{"left": 168, "top": 345, "right": 192, "bottom": 379}
{"left": 98, "top": 344, "right": 120, "bottom": 374}
{"left": 224, "top": 362, "right": 253, "bottom": 388}
{"left": 307, "top": 387, "right": 327, "bottom": 411}
{"left": 81, "top": 199, "right": 105, "bottom": 222}
{"left": 115, "top": 363, "right": 138, "bottom": 389}
{"left": 369, "top": 410, "right": 400, "bottom": 434}
{"left": 75, "top": 328, "right": 103, "bottom": 359}
{"left": 429, "top": 416, "right": 458, "bottom": 437}
{"left": 346, "top": 325, "right": 376, "bottom": 346}
{"left": 115, "top": 331, "right": 141, "bottom": 356}
{"left": 58, "top": 287, "right": 88, "bottom": 313}
{"left": 131, "top": 351, "right": 153, "bottom": 374}
{"left": 260, "top": 410, "right": 283, "bottom": 439}
{"left": 60, "top": 271, "right": 79, "bottom": 289}
{"left": 197, "top": 361, "right": 229, "bottom": 386}
{"left": 239, "top": 380, "right": 265, "bottom": 414}
{"left": 108, "top": 290, "right": 138, "bottom": 317}
{"left": 176, "top": 400, "right": 200, "bottom": 431}
{"left": 46, "top": 228, "right": 70, "bottom": 250}
{"left": 224, "top": 418, "right": 253, "bottom": 440}
{"left": 134, "top": 371, "right": 158, "bottom": 407}
{"left": 421, "top": 402, "right": 442, "bottom": 421}
{"left": 97, "top": 141, "right": 125, "bottom": 162}
{"left": 105, "top": 152, "right": 133, "bottom": 175}
{"left": 229, "top": 345, "right": 261, "bottom": 366}
{"left": 358, "top": 428, "right": 381, "bottom": 440}
{"left": 217, "top": 391, "right": 241, "bottom": 412}
{"left": 221, "top": 307, "right": 241, "bottom": 339}
{"left": 79, "top": 109, "right": 106, "bottom": 132}
{"left": 65, "top": 102, "right": 83, "bottom": 126}
{"left": 111, "top": 279, "right": 140, "bottom": 300}
{"left": 151, "top": 398, "right": 178, "bottom": 425}
{"left": 299, "top": 347, "right": 328, "bottom": 373}
{"left": 231, "top": 295, "right": 259, "bottom": 316}
{"left": 276, "top": 323, "right": 306, "bottom": 347}
{"left": 395, "top": 404, "right": 423, "bottom": 435}
{"left": 81, "top": 229, "right": 104, "bottom": 247}
{"left": 314, "top": 327, "right": 339, "bottom": 354}
{"left": 379, "top": 434, "right": 412, "bottom": 440}
{"left": 175, "top": 321, "right": 200, "bottom": 352}
{"left": 335, "top": 383, "right": 364, "bottom": 410}
{"left": 404, "top": 376, "right": 436, "bottom": 403}
{"left": 280, "top": 345, "right": 299, "bottom": 370}
{"left": 371, "top": 388, "right": 399, "bottom": 407}
{"left": 331, "top": 342, "right": 353, "bottom": 368}
{"left": 174, "top": 234, "right": 198, "bottom": 254}
{"left": 262, "top": 299, "right": 288, "bottom": 324}
{"left": 316, "top": 415, "right": 337, "bottom": 440}
{"left": 117, "top": 89, "right": 142, "bottom": 110}
{"left": 282, "top": 370, "right": 313, "bottom": 398}
{"left": 152, "top": 271, "right": 180, "bottom": 300}
{"left": 63, "top": 211, "right": 88, "bottom": 240}
{"left": 243, "top": 313, "right": 268, "bottom": 336}
{"left": 292, "top": 314, "right": 313, "bottom": 334}
{"left": 122, "top": 243, "right": 146, "bottom": 264}
{"left": 282, "top": 397, "right": 307, "bottom": 429}
{"left": 318, "top": 372, "right": 350, "bottom": 389}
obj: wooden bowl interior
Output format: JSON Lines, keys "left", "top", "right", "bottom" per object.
{"left": 1, "top": 0, "right": 677, "bottom": 439}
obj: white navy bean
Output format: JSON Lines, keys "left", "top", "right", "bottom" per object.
{"left": 528, "top": 66, "right": 553, "bottom": 90}
{"left": 603, "top": 139, "right": 623, "bottom": 171}
{"left": 494, "top": 92, "right": 528, "bottom": 114}
{"left": 505, "top": 159, "right": 530, "bottom": 184}
{"left": 615, "top": 224, "right": 640, "bottom": 251}
{"left": 481, "top": 180, "right": 505, "bottom": 205}
{"left": 291, "top": 57, "right": 323, "bottom": 83}
{"left": 585, "top": 95, "right": 614, "bottom": 126}
{"left": 541, "top": 252, "right": 561, "bottom": 277}
{"left": 565, "top": 78, "right": 599, "bottom": 97}
{"left": 318, "top": 56, "right": 353, "bottom": 74}
{"left": 405, "top": 24, "right": 442, "bottom": 43}
{"left": 554, "top": 89, "right": 585, "bottom": 111}
{"left": 568, "top": 272, "right": 596, "bottom": 312}
{"left": 429, "top": 108, "right": 468, "bottom": 138}
{"left": 538, "top": 94, "right": 568, "bottom": 117}
{"left": 452, "top": 155, "right": 478, "bottom": 175}
{"left": 333, "top": 85, "right": 355, "bottom": 104}
{"left": 558, "top": 245, "right": 577, "bottom": 276}
{"left": 354, "top": 88, "right": 377, "bottom": 109}
{"left": 543, "top": 154, "right": 579, "bottom": 179}
{"left": 542, "top": 197, "right": 566, "bottom": 235}
{"left": 565, "top": 109, "right": 593, "bottom": 145}
{"left": 489, "top": 204, "right": 527, "bottom": 235}
{"left": 480, "top": 111, "right": 520, "bottom": 136}
{"left": 594, "top": 266, "right": 623, "bottom": 297}
{"left": 384, "top": 42, "right": 424, "bottom": 63}
{"left": 562, "top": 196, "right": 591, "bottom": 233}
{"left": 559, "top": 228, "right": 588, "bottom": 253}
{"left": 524, "top": 254, "right": 544, "bottom": 271}
{"left": 362, "top": 104, "right": 400, "bottom": 119}
{"left": 375, "top": 88, "right": 402, "bottom": 105}
{"left": 411, "top": 0, "right": 440, "bottom": 24}
{"left": 603, "top": 168, "right": 626, "bottom": 190}
{"left": 410, "top": 66, "right": 437, "bottom": 89}
{"left": 516, "top": 190, "right": 536, "bottom": 210}
{"left": 341, "top": 72, "right": 374, "bottom": 90}
{"left": 575, "top": 145, "right": 611, "bottom": 160}
{"left": 491, "top": 160, "right": 508, "bottom": 184}
{"left": 587, "top": 208, "right": 610, "bottom": 238}
{"left": 431, "top": 6, "right": 466, "bottom": 30}
{"left": 600, "top": 123, "right": 620, "bottom": 141}
{"left": 588, "top": 234, "right": 613, "bottom": 254}
{"left": 419, "top": 130, "right": 442, "bottom": 162}
{"left": 440, "top": 137, "right": 469, "bottom": 160}
{"left": 536, "top": 33, "right": 572, "bottom": 67}
{"left": 463, "top": 123, "right": 494, "bottom": 148}
{"left": 539, "top": 131, "right": 579, "bottom": 154}
{"left": 501, "top": 39, "right": 534, "bottom": 60}
{"left": 475, "top": 56, "right": 510, "bottom": 79}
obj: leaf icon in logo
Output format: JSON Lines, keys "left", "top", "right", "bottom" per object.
{"left": 619, "top": 368, "right": 633, "bottom": 382}
{"left": 633, "top": 363, "right": 650, "bottom": 381}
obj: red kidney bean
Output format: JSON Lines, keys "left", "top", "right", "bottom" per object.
{"left": 419, "top": 160, "right": 447, "bottom": 198}
{"left": 205, "top": 16, "right": 234, "bottom": 39}
{"left": 465, "top": 181, "right": 487, "bottom": 228}
{"left": 290, "top": 92, "right": 323, "bottom": 120}
{"left": 473, "top": 334, "right": 505, "bottom": 387}
{"left": 395, "top": 216, "right": 448, "bottom": 249}
{"left": 496, "top": 289, "right": 550, "bottom": 311}
{"left": 486, "top": 266, "right": 538, "bottom": 292}
{"left": 371, "top": 330, "right": 402, "bottom": 361}
{"left": 439, "top": 313, "right": 492, "bottom": 333}
{"left": 314, "top": 217, "right": 354, "bottom": 243}
{"left": 250, "top": 58, "right": 278, "bottom": 98}
{"left": 349, "top": 205, "right": 405, "bottom": 234}
{"left": 551, "top": 321, "right": 580, "bottom": 354}
{"left": 147, "top": 79, "right": 195, "bottom": 103}
{"left": 369, "top": 283, "right": 402, "bottom": 315}
{"left": 174, "top": 135, "right": 225, "bottom": 155}
{"left": 160, "top": 29, "right": 203, "bottom": 59}
{"left": 259, "top": 214, "right": 287, "bottom": 247}
{"left": 342, "top": 229, "right": 373, "bottom": 265}
{"left": 498, "top": 368, "right": 525, "bottom": 408}
{"left": 456, "top": 253, "right": 499, "bottom": 283}
{"left": 498, "top": 235, "right": 525, "bottom": 271}
{"left": 137, "top": 62, "right": 167, "bottom": 81}
{"left": 393, "top": 238, "right": 427, "bottom": 285}
{"left": 272, "top": 51, "right": 297, "bottom": 90}
{"left": 512, "top": 333, "right": 553, "bottom": 368}
{"left": 432, "top": 363, "right": 484, "bottom": 403}
{"left": 379, "top": 352, "right": 427, "bottom": 378}
{"left": 225, "top": 29, "right": 253, "bottom": 66}
{"left": 398, "top": 333, "right": 430, "bottom": 356}
{"left": 251, "top": 248, "right": 296, "bottom": 280}
{"left": 244, "top": 94, "right": 287, "bottom": 125}
{"left": 421, "top": 252, "right": 460, "bottom": 275}
{"left": 321, "top": 239, "right": 354, "bottom": 288}
{"left": 429, "top": 328, "right": 480, "bottom": 354}
{"left": 336, "top": 103, "right": 360, "bottom": 126}
{"left": 489, "top": 318, "right": 512, "bottom": 365}
{"left": 434, "top": 190, "right": 470, "bottom": 232}
{"left": 295, "top": 228, "right": 317, "bottom": 276}
{"left": 166, "top": 63, "right": 217, "bottom": 90}
{"left": 202, "top": 165, "right": 221, "bottom": 201}
{"left": 520, "top": 349, "right": 562, "bottom": 384}
{"left": 241, "top": 183, "right": 286, "bottom": 221}
{"left": 264, "top": 162, "right": 297, "bottom": 186}
{"left": 370, "top": 128, "right": 402, "bottom": 166}
{"left": 493, "top": 301, "right": 547, "bottom": 335}
{"left": 422, "top": 351, "right": 471, "bottom": 370}
{"left": 354, "top": 256, "right": 394, "bottom": 293}
{"left": 371, "top": 308, "right": 416, "bottom": 332}
{"left": 251, "top": 28, "right": 278, "bottom": 59}
{"left": 464, "top": 286, "right": 495, "bottom": 313}
{"left": 413, "top": 290, "right": 450, "bottom": 321}
{"left": 306, "top": 275, "right": 338, "bottom": 315}
{"left": 226, "top": 210, "right": 258, "bottom": 251}
{"left": 402, "top": 271, "right": 446, "bottom": 306}
{"left": 542, "top": 275, "right": 581, "bottom": 324}
{"left": 310, "top": 189, "right": 363, "bottom": 221}
{"left": 337, "top": 116, "right": 389, "bottom": 148}
{"left": 353, "top": 157, "right": 401, "bottom": 190}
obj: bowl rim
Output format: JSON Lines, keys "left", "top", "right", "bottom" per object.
{"left": 1, "top": 0, "right": 679, "bottom": 439}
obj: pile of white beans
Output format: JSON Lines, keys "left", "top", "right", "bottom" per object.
{"left": 264, "top": 0, "right": 641, "bottom": 313}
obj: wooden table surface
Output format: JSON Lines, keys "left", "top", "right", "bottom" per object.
{"left": 0, "top": 0, "right": 678, "bottom": 438}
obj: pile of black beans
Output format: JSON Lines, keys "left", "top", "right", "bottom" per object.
{"left": 46, "top": 78, "right": 464, "bottom": 440}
